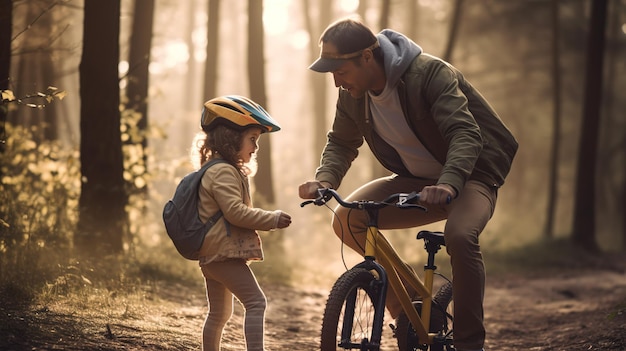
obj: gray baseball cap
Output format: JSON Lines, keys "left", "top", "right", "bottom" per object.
{"left": 309, "top": 40, "right": 380, "bottom": 73}
{"left": 308, "top": 18, "right": 379, "bottom": 73}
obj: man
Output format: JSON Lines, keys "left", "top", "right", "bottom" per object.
{"left": 298, "top": 17, "right": 518, "bottom": 351}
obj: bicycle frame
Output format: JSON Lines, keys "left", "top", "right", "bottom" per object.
{"left": 358, "top": 207, "right": 436, "bottom": 346}
{"left": 303, "top": 189, "right": 450, "bottom": 349}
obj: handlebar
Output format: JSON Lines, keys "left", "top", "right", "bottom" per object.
{"left": 300, "top": 188, "right": 427, "bottom": 212}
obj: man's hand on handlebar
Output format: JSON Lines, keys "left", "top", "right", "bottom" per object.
{"left": 419, "top": 184, "right": 456, "bottom": 206}
{"left": 298, "top": 180, "right": 332, "bottom": 199}
{"left": 298, "top": 180, "right": 455, "bottom": 206}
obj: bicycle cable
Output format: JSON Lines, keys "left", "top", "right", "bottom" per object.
{"left": 320, "top": 202, "right": 352, "bottom": 272}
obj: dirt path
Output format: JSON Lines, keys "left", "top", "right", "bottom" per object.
{"left": 2, "top": 258, "right": 625, "bottom": 351}
{"left": 483, "top": 269, "right": 626, "bottom": 350}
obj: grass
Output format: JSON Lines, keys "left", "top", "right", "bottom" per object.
{"left": 0, "top": 230, "right": 300, "bottom": 350}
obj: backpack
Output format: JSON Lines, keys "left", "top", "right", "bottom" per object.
{"left": 163, "top": 158, "right": 227, "bottom": 260}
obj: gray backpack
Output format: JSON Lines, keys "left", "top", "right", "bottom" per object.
{"left": 162, "top": 159, "right": 227, "bottom": 260}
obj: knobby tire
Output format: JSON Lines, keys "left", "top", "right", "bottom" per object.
{"left": 395, "top": 281, "right": 454, "bottom": 351}
{"left": 320, "top": 268, "right": 383, "bottom": 351}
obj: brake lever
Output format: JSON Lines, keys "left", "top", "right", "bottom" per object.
{"left": 300, "top": 200, "right": 315, "bottom": 207}
{"left": 396, "top": 192, "right": 427, "bottom": 212}
{"left": 396, "top": 192, "right": 419, "bottom": 206}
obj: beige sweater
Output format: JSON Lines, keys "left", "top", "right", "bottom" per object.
{"left": 196, "top": 162, "right": 280, "bottom": 264}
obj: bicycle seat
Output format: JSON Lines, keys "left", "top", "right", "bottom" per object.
{"left": 417, "top": 230, "right": 446, "bottom": 246}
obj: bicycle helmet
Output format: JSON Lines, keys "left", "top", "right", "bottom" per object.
{"left": 201, "top": 95, "right": 281, "bottom": 133}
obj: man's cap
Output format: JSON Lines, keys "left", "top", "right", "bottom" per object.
{"left": 309, "top": 40, "right": 379, "bottom": 73}
{"left": 308, "top": 18, "right": 379, "bottom": 73}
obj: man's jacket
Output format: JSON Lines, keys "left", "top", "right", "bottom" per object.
{"left": 315, "top": 48, "right": 518, "bottom": 195}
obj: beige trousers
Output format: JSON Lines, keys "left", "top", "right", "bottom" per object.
{"left": 331, "top": 176, "right": 497, "bottom": 351}
{"left": 200, "top": 259, "right": 266, "bottom": 351}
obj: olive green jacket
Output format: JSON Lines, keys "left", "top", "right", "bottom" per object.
{"left": 315, "top": 53, "right": 518, "bottom": 195}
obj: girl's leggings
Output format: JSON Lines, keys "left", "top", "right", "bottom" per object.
{"left": 200, "top": 259, "right": 266, "bottom": 351}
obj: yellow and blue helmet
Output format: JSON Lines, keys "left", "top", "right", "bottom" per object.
{"left": 201, "top": 95, "right": 281, "bottom": 133}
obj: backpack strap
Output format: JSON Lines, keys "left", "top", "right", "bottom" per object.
{"left": 198, "top": 158, "right": 230, "bottom": 235}
{"left": 206, "top": 210, "right": 223, "bottom": 226}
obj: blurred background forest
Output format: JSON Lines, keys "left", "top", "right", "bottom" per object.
{"left": 1, "top": 0, "right": 625, "bottom": 296}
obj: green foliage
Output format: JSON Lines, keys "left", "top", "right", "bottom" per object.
{"left": 121, "top": 108, "right": 149, "bottom": 191}
{"left": 1, "top": 87, "right": 67, "bottom": 152}
{"left": 1, "top": 87, "right": 67, "bottom": 110}
{"left": 120, "top": 107, "right": 150, "bottom": 239}
{"left": 0, "top": 122, "right": 81, "bottom": 290}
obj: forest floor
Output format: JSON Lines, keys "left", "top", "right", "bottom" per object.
{"left": 2, "top": 246, "right": 626, "bottom": 351}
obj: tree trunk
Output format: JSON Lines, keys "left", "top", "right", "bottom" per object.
{"left": 544, "top": 0, "right": 562, "bottom": 238}
{"left": 403, "top": 0, "right": 418, "bottom": 40}
{"left": 203, "top": 0, "right": 220, "bottom": 100}
{"left": 442, "top": 0, "right": 463, "bottom": 63}
{"left": 600, "top": 0, "right": 625, "bottom": 249}
{"left": 572, "top": 0, "right": 608, "bottom": 252}
{"left": 0, "top": 0, "right": 12, "bottom": 156}
{"left": 304, "top": 0, "right": 332, "bottom": 171}
{"left": 182, "top": 0, "right": 198, "bottom": 110}
{"left": 127, "top": 0, "right": 154, "bottom": 137}
{"left": 126, "top": 0, "right": 154, "bottom": 187}
{"left": 76, "top": 0, "right": 127, "bottom": 256}
{"left": 378, "top": 0, "right": 390, "bottom": 30}
{"left": 247, "top": 0, "right": 275, "bottom": 204}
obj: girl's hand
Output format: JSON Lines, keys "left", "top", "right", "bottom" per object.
{"left": 275, "top": 211, "right": 292, "bottom": 229}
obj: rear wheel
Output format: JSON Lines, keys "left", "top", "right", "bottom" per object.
{"left": 320, "top": 268, "right": 384, "bottom": 350}
{"left": 395, "top": 281, "right": 453, "bottom": 351}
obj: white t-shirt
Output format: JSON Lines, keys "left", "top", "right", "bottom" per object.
{"left": 368, "top": 86, "right": 442, "bottom": 179}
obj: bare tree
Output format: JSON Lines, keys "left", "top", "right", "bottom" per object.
{"left": 0, "top": 0, "right": 11, "bottom": 156}
{"left": 203, "top": 0, "right": 220, "bottom": 100}
{"left": 572, "top": 0, "right": 608, "bottom": 252}
{"left": 125, "top": 0, "right": 154, "bottom": 196}
{"left": 378, "top": 0, "right": 390, "bottom": 29}
{"left": 182, "top": 1, "right": 199, "bottom": 110}
{"left": 403, "top": 0, "right": 418, "bottom": 40}
{"left": 357, "top": 0, "right": 367, "bottom": 19}
{"left": 126, "top": 0, "right": 154, "bottom": 147}
{"left": 544, "top": 0, "right": 562, "bottom": 238}
{"left": 442, "top": 0, "right": 463, "bottom": 63}
{"left": 76, "top": 0, "right": 127, "bottom": 256}
{"left": 304, "top": 0, "right": 332, "bottom": 170}
{"left": 247, "top": 0, "right": 276, "bottom": 204}
{"left": 599, "top": 0, "right": 626, "bottom": 249}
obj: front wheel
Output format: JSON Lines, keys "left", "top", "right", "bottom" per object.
{"left": 395, "top": 281, "right": 453, "bottom": 351}
{"left": 320, "top": 267, "right": 384, "bottom": 350}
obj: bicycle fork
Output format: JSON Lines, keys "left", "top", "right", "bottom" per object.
{"left": 339, "top": 211, "right": 388, "bottom": 350}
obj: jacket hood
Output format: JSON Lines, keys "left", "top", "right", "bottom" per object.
{"left": 377, "top": 29, "right": 422, "bottom": 88}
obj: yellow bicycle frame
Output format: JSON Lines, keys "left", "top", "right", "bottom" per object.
{"left": 364, "top": 225, "right": 437, "bottom": 345}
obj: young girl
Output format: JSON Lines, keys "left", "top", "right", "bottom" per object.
{"left": 193, "top": 95, "right": 292, "bottom": 351}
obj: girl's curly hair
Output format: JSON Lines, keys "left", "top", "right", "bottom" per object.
{"left": 192, "top": 125, "right": 255, "bottom": 175}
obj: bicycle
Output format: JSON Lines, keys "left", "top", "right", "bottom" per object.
{"left": 301, "top": 188, "right": 454, "bottom": 351}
